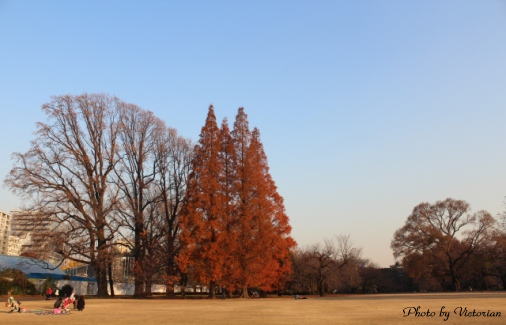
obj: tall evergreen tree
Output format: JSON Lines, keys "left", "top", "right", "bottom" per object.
{"left": 178, "top": 106, "right": 225, "bottom": 298}
{"left": 180, "top": 107, "right": 295, "bottom": 298}
{"left": 248, "top": 128, "right": 295, "bottom": 292}
{"left": 231, "top": 109, "right": 295, "bottom": 297}
{"left": 230, "top": 108, "right": 252, "bottom": 296}
{"left": 218, "top": 119, "right": 240, "bottom": 292}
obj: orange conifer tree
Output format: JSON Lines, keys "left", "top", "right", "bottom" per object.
{"left": 218, "top": 119, "right": 240, "bottom": 292}
{"left": 178, "top": 106, "right": 225, "bottom": 298}
{"left": 180, "top": 107, "right": 295, "bottom": 298}
{"left": 230, "top": 108, "right": 252, "bottom": 296}
{"left": 247, "top": 128, "right": 295, "bottom": 292}
{"left": 231, "top": 109, "right": 295, "bottom": 297}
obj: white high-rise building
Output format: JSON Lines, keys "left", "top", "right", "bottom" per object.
{"left": 0, "top": 211, "right": 28, "bottom": 256}
{"left": 6, "top": 235, "right": 23, "bottom": 256}
{"left": 10, "top": 210, "right": 51, "bottom": 255}
{"left": 0, "top": 211, "right": 12, "bottom": 255}
{"left": 9, "top": 210, "right": 60, "bottom": 262}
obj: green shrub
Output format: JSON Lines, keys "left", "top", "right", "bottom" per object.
{"left": 0, "top": 269, "right": 37, "bottom": 295}
{"left": 0, "top": 278, "right": 11, "bottom": 295}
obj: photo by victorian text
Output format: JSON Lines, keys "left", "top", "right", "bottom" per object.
{"left": 402, "top": 306, "right": 502, "bottom": 321}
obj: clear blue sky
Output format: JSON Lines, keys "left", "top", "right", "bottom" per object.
{"left": 1, "top": 1, "right": 506, "bottom": 266}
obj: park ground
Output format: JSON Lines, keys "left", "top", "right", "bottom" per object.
{"left": 0, "top": 292, "right": 505, "bottom": 325}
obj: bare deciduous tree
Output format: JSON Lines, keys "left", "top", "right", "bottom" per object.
{"left": 289, "top": 235, "right": 363, "bottom": 296}
{"left": 153, "top": 127, "right": 192, "bottom": 295}
{"left": 392, "top": 198, "right": 496, "bottom": 291}
{"left": 113, "top": 105, "right": 193, "bottom": 297}
{"left": 114, "top": 104, "right": 165, "bottom": 297}
{"left": 6, "top": 94, "right": 122, "bottom": 296}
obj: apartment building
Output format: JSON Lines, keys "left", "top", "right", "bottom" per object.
{"left": 0, "top": 210, "right": 11, "bottom": 254}
{"left": 6, "top": 235, "right": 24, "bottom": 256}
{"left": 10, "top": 210, "right": 52, "bottom": 255}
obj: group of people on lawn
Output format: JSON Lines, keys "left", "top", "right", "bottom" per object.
{"left": 5, "top": 284, "right": 85, "bottom": 314}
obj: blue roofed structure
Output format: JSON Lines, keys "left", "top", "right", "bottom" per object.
{"left": 0, "top": 254, "right": 94, "bottom": 281}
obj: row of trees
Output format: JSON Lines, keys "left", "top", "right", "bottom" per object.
{"left": 6, "top": 94, "right": 294, "bottom": 297}
{"left": 287, "top": 199, "right": 506, "bottom": 295}
{"left": 178, "top": 107, "right": 295, "bottom": 297}
{"left": 286, "top": 236, "right": 417, "bottom": 295}
{"left": 287, "top": 235, "right": 365, "bottom": 295}
{"left": 5, "top": 94, "right": 505, "bottom": 296}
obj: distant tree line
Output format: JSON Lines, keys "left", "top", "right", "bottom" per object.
{"left": 286, "top": 199, "right": 506, "bottom": 295}
{"left": 284, "top": 235, "right": 415, "bottom": 296}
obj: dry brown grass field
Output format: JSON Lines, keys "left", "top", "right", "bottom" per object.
{"left": 1, "top": 292, "right": 504, "bottom": 325}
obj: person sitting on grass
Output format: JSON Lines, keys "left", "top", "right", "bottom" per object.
{"left": 53, "top": 284, "right": 76, "bottom": 314}
{"left": 5, "top": 291, "right": 21, "bottom": 313}
{"left": 62, "top": 292, "right": 75, "bottom": 312}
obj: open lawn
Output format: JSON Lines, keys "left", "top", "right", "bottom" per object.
{"left": 1, "top": 292, "right": 505, "bottom": 325}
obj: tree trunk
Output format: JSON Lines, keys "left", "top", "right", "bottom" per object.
{"left": 221, "top": 288, "right": 232, "bottom": 298}
{"left": 108, "top": 262, "right": 115, "bottom": 297}
{"left": 180, "top": 273, "right": 188, "bottom": 298}
{"left": 241, "top": 286, "right": 249, "bottom": 298}
{"left": 166, "top": 282, "right": 175, "bottom": 296}
{"left": 95, "top": 262, "right": 109, "bottom": 297}
{"left": 318, "top": 279, "right": 325, "bottom": 297}
{"left": 454, "top": 278, "right": 461, "bottom": 291}
{"left": 449, "top": 264, "right": 461, "bottom": 291}
{"left": 165, "top": 242, "right": 177, "bottom": 297}
{"left": 134, "top": 215, "right": 145, "bottom": 297}
{"left": 208, "top": 281, "right": 216, "bottom": 299}
{"left": 145, "top": 277, "right": 153, "bottom": 297}
{"left": 95, "top": 241, "right": 109, "bottom": 297}
{"left": 134, "top": 275, "right": 145, "bottom": 297}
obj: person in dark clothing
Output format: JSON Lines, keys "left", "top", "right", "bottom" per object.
{"left": 75, "top": 295, "right": 85, "bottom": 311}
{"left": 60, "top": 284, "right": 74, "bottom": 298}
{"left": 54, "top": 297, "right": 63, "bottom": 309}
